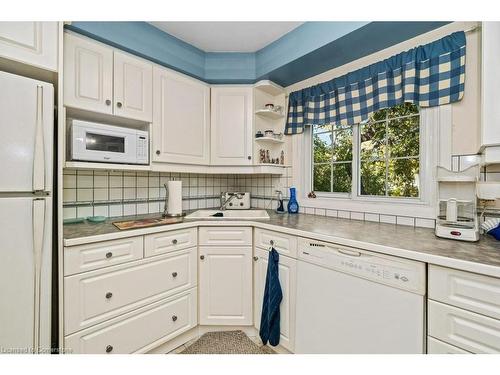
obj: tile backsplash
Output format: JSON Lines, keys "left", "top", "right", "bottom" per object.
{"left": 62, "top": 168, "right": 293, "bottom": 220}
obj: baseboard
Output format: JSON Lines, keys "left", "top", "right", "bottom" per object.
{"left": 146, "top": 327, "right": 199, "bottom": 354}
{"left": 198, "top": 325, "right": 257, "bottom": 336}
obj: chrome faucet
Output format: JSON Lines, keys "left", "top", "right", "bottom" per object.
{"left": 220, "top": 192, "right": 243, "bottom": 210}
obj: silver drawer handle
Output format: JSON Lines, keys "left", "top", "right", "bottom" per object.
{"left": 105, "top": 345, "right": 113, "bottom": 353}
{"left": 172, "top": 315, "right": 178, "bottom": 322}
{"left": 105, "top": 252, "right": 113, "bottom": 259}
{"left": 105, "top": 292, "right": 113, "bottom": 299}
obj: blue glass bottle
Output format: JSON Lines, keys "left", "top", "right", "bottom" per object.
{"left": 287, "top": 187, "right": 299, "bottom": 214}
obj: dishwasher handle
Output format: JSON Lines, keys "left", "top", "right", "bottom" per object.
{"left": 337, "top": 248, "right": 362, "bottom": 257}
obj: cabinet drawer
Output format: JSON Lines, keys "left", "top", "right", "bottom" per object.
{"left": 64, "top": 248, "right": 197, "bottom": 335}
{"left": 429, "top": 265, "right": 500, "bottom": 320}
{"left": 254, "top": 228, "right": 297, "bottom": 258}
{"left": 64, "top": 236, "right": 143, "bottom": 276}
{"left": 145, "top": 228, "right": 197, "bottom": 257}
{"left": 427, "top": 337, "right": 470, "bottom": 354}
{"left": 65, "top": 288, "right": 197, "bottom": 354}
{"left": 199, "top": 226, "right": 252, "bottom": 246}
{"left": 428, "top": 300, "right": 500, "bottom": 353}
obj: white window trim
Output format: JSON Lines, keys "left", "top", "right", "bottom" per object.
{"left": 291, "top": 105, "right": 452, "bottom": 218}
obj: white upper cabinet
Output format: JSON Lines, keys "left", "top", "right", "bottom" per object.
{"left": 113, "top": 51, "right": 153, "bottom": 122}
{"left": 210, "top": 86, "right": 253, "bottom": 165}
{"left": 64, "top": 33, "right": 113, "bottom": 115}
{"left": 481, "top": 22, "right": 500, "bottom": 161}
{"left": 64, "top": 33, "right": 153, "bottom": 122}
{"left": 0, "top": 22, "right": 58, "bottom": 71}
{"left": 152, "top": 67, "right": 210, "bottom": 165}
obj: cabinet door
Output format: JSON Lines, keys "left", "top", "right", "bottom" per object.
{"left": 482, "top": 22, "right": 500, "bottom": 147}
{"left": 152, "top": 67, "right": 210, "bottom": 164}
{"left": 113, "top": 50, "right": 153, "bottom": 122}
{"left": 64, "top": 33, "right": 113, "bottom": 114}
{"left": 210, "top": 86, "right": 253, "bottom": 165}
{"left": 199, "top": 246, "right": 252, "bottom": 325}
{"left": 253, "top": 248, "right": 296, "bottom": 352}
{"left": 0, "top": 22, "right": 58, "bottom": 71}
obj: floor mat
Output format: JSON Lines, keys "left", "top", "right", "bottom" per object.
{"left": 180, "top": 330, "right": 275, "bottom": 354}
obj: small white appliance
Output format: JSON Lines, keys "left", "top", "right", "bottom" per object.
{"left": 295, "top": 238, "right": 426, "bottom": 354}
{"left": 0, "top": 71, "right": 53, "bottom": 353}
{"left": 435, "top": 166, "right": 479, "bottom": 242}
{"left": 222, "top": 192, "right": 251, "bottom": 209}
{"left": 70, "top": 120, "right": 149, "bottom": 165}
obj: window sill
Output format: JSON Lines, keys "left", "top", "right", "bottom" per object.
{"left": 306, "top": 194, "right": 429, "bottom": 206}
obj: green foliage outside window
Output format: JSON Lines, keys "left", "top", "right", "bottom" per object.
{"left": 313, "top": 103, "right": 420, "bottom": 198}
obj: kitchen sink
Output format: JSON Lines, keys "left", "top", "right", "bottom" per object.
{"left": 185, "top": 209, "right": 270, "bottom": 220}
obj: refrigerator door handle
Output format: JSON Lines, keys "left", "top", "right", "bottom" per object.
{"left": 33, "top": 85, "right": 45, "bottom": 192}
{"left": 32, "top": 198, "right": 46, "bottom": 353}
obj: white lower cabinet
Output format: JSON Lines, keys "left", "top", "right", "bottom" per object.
{"left": 427, "top": 337, "right": 470, "bottom": 354}
{"left": 428, "top": 300, "right": 500, "bottom": 354}
{"left": 199, "top": 245, "right": 253, "bottom": 326}
{"left": 253, "top": 247, "right": 296, "bottom": 352}
{"left": 65, "top": 288, "right": 197, "bottom": 354}
{"left": 428, "top": 265, "right": 500, "bottom": 354}
{"left": 64, "top": 247, "right": 197, "bottom": 335}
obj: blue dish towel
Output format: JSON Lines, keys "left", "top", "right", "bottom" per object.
{"left": 259, "top": 248, "right": 283, "bottom": 347}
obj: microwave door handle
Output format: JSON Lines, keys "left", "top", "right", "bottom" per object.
{"left": 32, "top": 198, "right": 46, "bottom": 352}
{"left": 33, "top": 85, "right": 45, "bottom": 192}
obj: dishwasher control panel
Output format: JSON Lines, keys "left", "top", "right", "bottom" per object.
{"left": 298, "top": 238, "right": 426, "bottom": 295}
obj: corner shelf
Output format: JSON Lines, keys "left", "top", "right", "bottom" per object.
{"left": 255, "top": 137, "right": 285, "bottom": 144}
{"left": 255, "top": 109, "right": 285, "bottom": 120}
{"left": 254, "top": 80, "right": 285, "bottom": 96}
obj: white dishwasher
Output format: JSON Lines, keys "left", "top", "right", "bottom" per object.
{"left": 295, "top": 238, "right": 426, "bottom": 354}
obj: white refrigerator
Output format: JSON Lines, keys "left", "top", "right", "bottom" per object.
{"left": 0, "top": 71, "right": 54, "bottom": 354}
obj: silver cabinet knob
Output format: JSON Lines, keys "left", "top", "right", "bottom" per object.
{"left": 105, "top": 99, "right": 111, "bottom": 106}
{"left": 172, "top": 272, "right": 178, "bottom": 277}
{"left": 105, "top": 292, "right": 113, "bottom": 299}
{"left": 200, "top": 255, "right": 205, "bottom": 260}
{"left": 172, "top": 239, "right": 178, "bottom": 245}
{"left": 172, "top": 315, "right": 178, "bottom": 322}
{"left": 156, "top": 150, "right": 161, "bottom": 155}
{"left": 105, "top": 345, "right": 113, "bottom": 353}
{"left": 253, "top": 256, "right": 258, "bottom": 261}
{"left": 105, "top": 252, "right": 113, "bottom": 259}
{"left": 116, "top": 102, "right": 123, "bottom": 108}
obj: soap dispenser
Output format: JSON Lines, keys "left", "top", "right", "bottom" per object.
{"left": 287, "top": 187, "right": 299, "bottom": 214}
{"left": 275, "top": 190, "right": 285, "bottom": 214}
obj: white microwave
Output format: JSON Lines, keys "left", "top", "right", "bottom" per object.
{"left": 70, "top": 120, "right": 149, "bottom": 165}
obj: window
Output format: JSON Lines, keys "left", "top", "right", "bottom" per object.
{"left": 312, "top": 103, "right": 420, "bottom": 198}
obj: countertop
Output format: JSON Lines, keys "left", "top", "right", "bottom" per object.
{"left": 63, "top": 210, "right": 500, "bottom": 278}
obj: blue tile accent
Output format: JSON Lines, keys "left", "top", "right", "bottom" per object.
{"left": 66, "top": 21, "right": 451, "bottom": 86}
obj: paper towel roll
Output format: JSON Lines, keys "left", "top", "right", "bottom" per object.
{"left": 166, "top": 181, "right": 182, "bottom": 215}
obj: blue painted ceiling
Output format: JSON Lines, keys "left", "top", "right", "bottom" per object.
{"left": 66, "top": 21, "right": 450, "bottom": 87}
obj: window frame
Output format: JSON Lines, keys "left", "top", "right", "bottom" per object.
{"left": 309, "top": 105, "right": 426, "bottom": 203}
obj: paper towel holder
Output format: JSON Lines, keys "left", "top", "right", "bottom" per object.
{"left": 162, "top": 182, "right": 186, "bottom": 218}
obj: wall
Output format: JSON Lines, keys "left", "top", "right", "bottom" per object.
{"left": 280, "top": 21, "right": 500, "bottom": 222}
{"left": 62, "top": 168, "right": 293, "bottom": 220}
{"left": 286, "top": 21, "right": 482, "bottom": 156}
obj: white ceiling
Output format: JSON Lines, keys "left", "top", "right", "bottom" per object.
{"left": 150, "top": 22, "right": 304, "bottom": 52}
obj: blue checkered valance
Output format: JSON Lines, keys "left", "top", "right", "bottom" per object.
{"left": 285, "top": 31, "right": 466, "bottom": 135}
